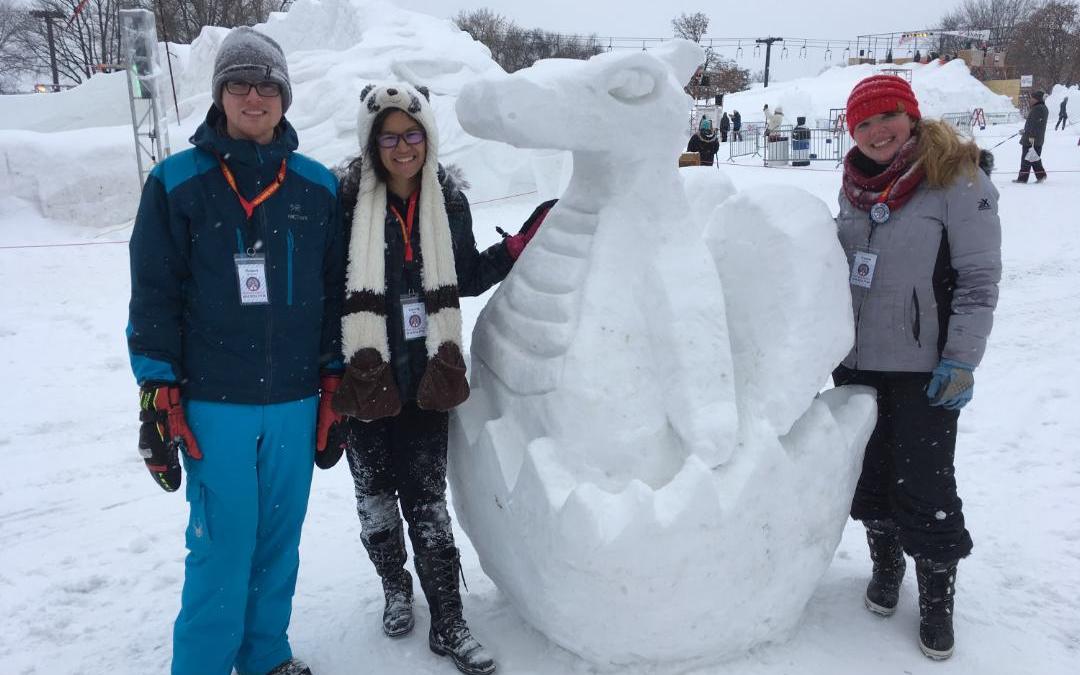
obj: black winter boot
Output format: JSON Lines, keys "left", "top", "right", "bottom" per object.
{"left": 363, "top": 525, "right": 414, "bottom": 638}
{"left": 415, "top": 546, "right": 496, "bottom": 675}
{"left": 381, "top": 568, "right": 415, "bottom": 638}
{"left": 266, "top": 658, "right": 313, "bottom": 675}
{"left": 864, "top": 519, "right": 906, "bottom": 616}
{"left": 916, "top": 558, "right": 958, "bottom": 660}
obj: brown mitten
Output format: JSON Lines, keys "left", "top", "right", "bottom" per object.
{"left": 332, "top": 348, "right": 402, "bottom": 421}
{"left": 416, "top": 343, "right": 470, "bottom": 411}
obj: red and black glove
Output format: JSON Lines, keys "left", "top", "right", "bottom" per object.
{"left": 315, "top": 374, "right": 346, "bottom": 469}
{"left": 504, "top": 199, "right": 557, "bottom": 260}
{"left": 138, "top": 384, "right": 202, "bottom": 492}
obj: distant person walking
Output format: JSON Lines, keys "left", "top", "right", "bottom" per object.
{"left": 1015, "top": 90, "right": 1049, "bottom": 183}
{"left": 1055, "top": 96, "right": 1068, "bottom": 130}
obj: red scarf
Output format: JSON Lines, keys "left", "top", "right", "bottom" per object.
{"left": 842, "top": 137, "right": 926, "bottom": 215}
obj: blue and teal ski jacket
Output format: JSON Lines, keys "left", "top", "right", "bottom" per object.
{"left": 127, "top": 106, "right": 345, "bottom": 404}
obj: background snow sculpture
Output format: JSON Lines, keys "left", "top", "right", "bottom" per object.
{"left": 449, "top": 41, "right": 878, "bottom": 665}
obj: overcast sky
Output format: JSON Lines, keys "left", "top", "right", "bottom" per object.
{"left": 390, "top": 0, "right": 966, "bottom": 41}
{"left": 390, "top": 0, "right": 969, "bottom": 81}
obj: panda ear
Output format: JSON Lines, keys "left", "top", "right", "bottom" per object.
{"left": 359, "top": 84, "right": 375, "bottom": 102}
{"left": 416, "top": 85, "right": 431, "bottom": 102}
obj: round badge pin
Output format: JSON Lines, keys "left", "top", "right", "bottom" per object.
{"left": 870, "top": 202, "right": 891, "bottom": 224}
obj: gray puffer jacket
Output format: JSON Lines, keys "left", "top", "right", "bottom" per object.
{"left": 836, "top": 168, "right": 1001, "bottom": 372}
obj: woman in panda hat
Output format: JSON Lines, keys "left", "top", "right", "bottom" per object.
{"left": 320, "top": 83, "right": 551, "bottom": 675}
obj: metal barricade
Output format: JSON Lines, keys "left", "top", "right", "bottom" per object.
{"left": 728, "top": 122, "right": 761, "bottom": 159}
{"left": 984, "top": 111, "right": 1022, "bottom": 126}
{"left": 759, "top": 125, "right": 851, "bottom": 166}
{"left": 764, "top": 124, "right": 793, "bottom": 166}
{"left": 942, "top": 112, "right": 974, "bottom": 137}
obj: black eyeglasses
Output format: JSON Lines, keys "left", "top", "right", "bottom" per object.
{"left": 377, "top": 129, "right": 426, "bottom": 149}
{"left": 224, "top": 81, "right": 281, "bottom": 97}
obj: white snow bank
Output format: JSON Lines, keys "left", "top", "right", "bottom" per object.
{"left": 0, "top": 0, "right": 535, "bottom": 229}
{"left": 0, "top": 126, "right": 142, "bottom": 227}
{"left": 719, "top": 60, "right": 1017, "bottom": 128}
{"left": 0, "top": 72, "right": 132, "bottom": 132}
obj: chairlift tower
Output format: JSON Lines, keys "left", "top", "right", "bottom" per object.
{"left": 120, "top": 8, "right": 171, "bottom": 188}
{"left": 755, "top": 37, "right": 783, "bottom": 87}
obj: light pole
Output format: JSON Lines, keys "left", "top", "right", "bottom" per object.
{"left": 30, "top": 9, "right": 65, "bottom": 92}
{"left": 755, "top": 37, "right": 783, "bottom": 88}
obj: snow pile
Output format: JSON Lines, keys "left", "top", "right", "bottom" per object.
{"left": 0, "top": 73, "right": 131, "bottom": 132}
{"left": 0, "top": 0, "right": 535, "bottom": 229}
{"left": 720, "top": 59, "right": 1017, "bottom": 128}
{"left": 448, "top": 41, "right": 877, "bottom": 666}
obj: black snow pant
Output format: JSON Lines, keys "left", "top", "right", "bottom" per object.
{"left": 1055, "top": 113, "right": 1067, "bottom": 130}
{"left": 833, "top": 366, "right": 973, "bottom": 562}
{"left": 1017, "top": 142, "right": 1047, "bottom": 182}
{"left": 343, "top": 402, "right": 456, "bottom": 579}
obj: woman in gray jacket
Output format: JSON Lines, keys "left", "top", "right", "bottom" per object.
{"left": 834, "top": 75, "right": 1001, "bottom": 661}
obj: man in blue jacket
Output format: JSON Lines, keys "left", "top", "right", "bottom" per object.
{"left": 126, "top": 26, "right": 344, "bottom": 675}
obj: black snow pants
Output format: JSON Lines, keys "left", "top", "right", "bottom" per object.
{"left": 343, "top": 402, "right": 455, "bottom": 577}
{"left": 1017, "top": 142, "right": 1047, "bottom": 182}
{"left": 834, "top": 365, "right": 973, "bottom": 562}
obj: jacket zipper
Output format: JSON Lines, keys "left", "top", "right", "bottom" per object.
{"left": 286, "top": 229, "right": 294, "bottom": 307}
{"left": 911, "top": 287, "right": 922, "bottom": 347}
{"left": 852, "top": 221, "right": 876, "bottom": 368}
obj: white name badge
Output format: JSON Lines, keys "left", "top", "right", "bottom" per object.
{"left": 850, "top": 249, "right": 878, "bottom": 289}
{"left": 235, "top": 254, "right": 270, "bottom": 305}
{"left": 401, "top": 294, "right": 428, "bottom": 340}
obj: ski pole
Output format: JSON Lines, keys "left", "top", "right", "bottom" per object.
{"left": 989, "top": 129, "right": 1023, "bottom": 149}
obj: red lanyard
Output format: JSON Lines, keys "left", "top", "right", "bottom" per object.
{"left": 219, "top": 158, "right": 287, "bottom": 220}
{"left": 389, "top": 191, "right": 419, "bottom": 263}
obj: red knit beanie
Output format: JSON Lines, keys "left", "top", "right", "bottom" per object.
{"left": 846, "top": 75, "right": 921, "bottom": 134}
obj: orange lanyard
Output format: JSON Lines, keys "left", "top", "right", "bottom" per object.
{"left": 877, "top": 175, "right": 900, "bottom": 205}
{"left": 219, "top": 158, "right": 287, "bottom": 220}
{"left": 389, "top": 191, "right": 419, "bottom": 263}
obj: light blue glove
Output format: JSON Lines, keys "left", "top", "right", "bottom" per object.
{"left": 926, "top": 359, "right": 975, "bottom": 410}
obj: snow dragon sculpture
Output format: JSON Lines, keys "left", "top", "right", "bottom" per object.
{"left": 450, "top": 40, "right": 878, "bottom": 665}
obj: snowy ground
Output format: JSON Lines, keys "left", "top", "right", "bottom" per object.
{"left": 1, "top": 121, "right": 1078, "bottom": 673}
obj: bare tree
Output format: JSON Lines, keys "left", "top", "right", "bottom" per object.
{"left": 138, "top": 1, "right": 278, "bottom": 45}
{"left": 0, "top": 0, "right": 32, "bottom": 92}
{"left": 453, "top": 7, "right": 507, "bottom": 51}
{"left": 939, "top": 0, "right": 1041, "bottom": 45}
{"left": 6, "top": 0, "right": 280, "bottom": 88}
{"left": 454, "top": 7, "right": 603, "bottom": 73}
{"left": 14, "top": 0, "right": 124, "bottom": 85}
{"left": 671, "top": 11, "right": 709, "bottom": 43}
{"left": 1008, "top": 0, "right": 1080, "bottom": 86}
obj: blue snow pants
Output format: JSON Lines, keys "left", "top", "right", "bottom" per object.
{"left": 171, "top": 397, "right": 317, "bottom": 675}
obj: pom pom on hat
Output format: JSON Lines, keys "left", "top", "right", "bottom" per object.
{"left": 845, "top": 74, "right": 921, "bottom": 134}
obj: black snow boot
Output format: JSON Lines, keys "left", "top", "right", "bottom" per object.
{"left": 415, "top": 546, "right": 496, "bottom": 675}
{"left": 363, "top": 525, "right": 414, "bottom": 638}
{"left": 381, "top": 568, "right": 415, "bottom": 638}
{"left": 267, "top": 658, "right": 313, "bottom": 675}
{"left": 864, "top": 519, "right": 906, "bottom": 616}
{"left": 916, "top": 557, "right": 958, "bottom": 660}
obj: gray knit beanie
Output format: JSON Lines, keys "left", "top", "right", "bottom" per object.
{"left": 212, "top": 26, "right": 292, "bottom": 113}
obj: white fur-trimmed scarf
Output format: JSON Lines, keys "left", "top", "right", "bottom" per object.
{"left": 333, "top": 82, "right": 469, "bottom": 420}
